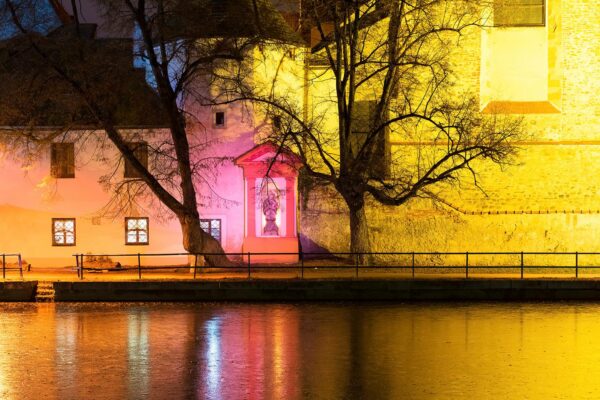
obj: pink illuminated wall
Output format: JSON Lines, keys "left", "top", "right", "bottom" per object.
{"left": 0, "top": 130, "right": 187, "bottom": 268}
{"left": 0, "top": 1, "right": 305, "bottom": 266}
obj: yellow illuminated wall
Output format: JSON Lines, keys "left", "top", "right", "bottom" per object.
{"left": 300, "top": 0, "right": 600, "bottom": 259}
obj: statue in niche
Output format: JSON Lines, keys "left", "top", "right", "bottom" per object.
{"left": 262, "top": 191, "right": 280, "bottom": 236}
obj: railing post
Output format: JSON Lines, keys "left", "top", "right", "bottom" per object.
{"left": 465, "top": 252, "right": 469, "bottom": 279}
{"left": 193, "top": 254, "right": 198, "bottom": 279}
{"left": 520, "top": 251, "right": 524, "bottom": 279}
{"left": 300, "top": 251, "right": 304, "bottom": 279}
{"left": 2, "top": 254, "right": 5, "bottom": 280}
{"left": 137, "top": 253, "right": 142, "bottom": 280}
{"left": 411, "top": 252, "right": 415, "bottom": 279}
{"left": 247, "top": 252, "right": 251, "bottom": 279}
{"left": 355, "top": 253, "right": 359, "bottom": 279}
{"left": 18, "top": 254, "right": 22, "bottom": 280}
{"left": 575, "top": 251, "right": 579, "bottom": 279}
{"left": 75, "top": 254, "right": 79, "bottom": 279}
{"left": 80, "top": 253, "right": 84, "bottom": 280}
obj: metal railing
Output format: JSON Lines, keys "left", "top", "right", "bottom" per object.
{"left": 70, "top": 251, "right": 600, "bottom": 280}
{"left": 0, "top": 254, "right": 23, "bottom": 280}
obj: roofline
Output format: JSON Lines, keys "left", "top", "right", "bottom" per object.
{"left": 0, "top": 124, "right": 169, "bottom": 131}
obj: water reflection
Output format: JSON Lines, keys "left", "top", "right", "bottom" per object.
{"left": 203, "top": 317, "right": 221, "bottom": 400}
{"left": 127, "top": 312, "right": 149, "bottom": 399}
{"left": 0, "top": 302, "right": 598, "bottom": 398}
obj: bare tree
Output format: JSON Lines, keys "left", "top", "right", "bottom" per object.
{"left": 0, "top": 0, "right": 293, "bottom": 265}
{"left": 232, "top": 0, "right": 523, "bottom": 259}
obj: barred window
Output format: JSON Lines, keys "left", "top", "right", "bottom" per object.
{"left": 200, "top": 219, "right": 221, "bottom": 243}
{"left": 125, "top": 217, "right": 149, "bottom": 245}
{"left": 52, "top": 218, "right": 75, "bottom": 246}
{"left": 494, "top": 0, "right": 545, "bottom": 26}
{"left": 51, "top": 143, "right": 75, "bottom": 178}
{"left": 124, "top": 142, "right": 149, "bottom": 179}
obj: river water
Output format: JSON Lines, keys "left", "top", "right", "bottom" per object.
{"left": 0, "top": 302, "right": 598, "bottom": 399}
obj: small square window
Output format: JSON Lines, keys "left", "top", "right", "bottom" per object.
{"left": 52, "top": 218, "right": 76, "bottom": 246}
{"left": 124, "top": 142, "right": 149, "bottom": 179}
{"left": 51, "top": 143, "right": 75, "bottom": 178}
{"left": 214, "top": 111, "right": 226, "bottom": 128}
{"left": 200, "top": 219, "right": 221, "bottom": 243}
{"left": 125, "top": 217, "right": 149, "bottom": 245}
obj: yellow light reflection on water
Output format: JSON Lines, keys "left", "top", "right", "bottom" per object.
{"left": 0, "top": 328, "right": 10, "bottom": 400}
{"left": 127, "top": 312, "right": 149, "bottom": 397}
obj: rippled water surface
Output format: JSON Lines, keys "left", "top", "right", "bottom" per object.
{"left": 0, "top": 302, "right": 599, "bottom": 399}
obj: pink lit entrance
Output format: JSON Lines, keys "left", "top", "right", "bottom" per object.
{"left": 235, "top": 143, "right": 301, "bottom": 263}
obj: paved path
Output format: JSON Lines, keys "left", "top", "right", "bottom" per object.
{"left": 2, "top": 267, "right": 599, "bottom": 282}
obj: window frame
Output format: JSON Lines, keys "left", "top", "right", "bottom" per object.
{"left": 50, "top": 142, "right": 75, "bottom": 179}
{"left": 124, "top": 217, "right": 150, "bottom": 246}
{"left": 493, "top": 0, "right": 546, "bottom": 27}
{"left": 200, "top": 218, "right": 222, "bottom": 244}
{"left": 124, "top": 141, "right": 149, "bottom": 179}
{"left": 213, "top": 111, "right": 227, "bottom": 129}
{"left": 52, "top": 218, "right": 76, "bottom": 246}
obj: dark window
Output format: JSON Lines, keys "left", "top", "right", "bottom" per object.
{"left": 272, "top": 116, "right": 282, "bottom": 131}
{"left": 350, "top": 100, "right": 389, "bottom": 179}
{"left": 51, "top": 143, "right": 75, "bottom": 178}
{"left": 494, "top": 0, "right": 545, "bottom": 26}
{"left": 124, "top": 142, "right": 149, "bottom": 179}
{"left": 125, "top": 217, "right": 149, "bottom": 245}
{"left": 200, "top": 219, "right": 221, "bottom": 243}
{"left": 214, "top": 111, "right": 226, "bottom": 128}
{"left": 52, "top": 218, "right": 75, "bottom": 246}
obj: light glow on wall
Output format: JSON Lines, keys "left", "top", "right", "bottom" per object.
{"left": 255, "top": 177, "right": 286, "bottom": 237}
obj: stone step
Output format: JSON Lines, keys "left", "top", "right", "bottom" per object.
{"left": 35, "top": 282, "right": 55, "bottom": 302}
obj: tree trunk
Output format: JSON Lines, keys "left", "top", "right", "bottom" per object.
{"left": 179, "top": 213, "right": 234, "bottom": 267}
{"left": 348, "top": 200, "right": 371, "bottom": 265}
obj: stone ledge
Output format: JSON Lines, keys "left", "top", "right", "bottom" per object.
{"left": 0, "top": 281, "right": 37, "bottom": 301}
{"left": 51, "top": 279, "right": 600, "bottom": 302}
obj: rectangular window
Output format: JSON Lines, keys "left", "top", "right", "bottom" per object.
{"left": 124, "top": 142, "right": 149, "bottom": 179}
{"left": 200, "top": 219, "right": 221, "bottom": 243}
{"left": 125, "top": 217, "right": 149, "bottom": 245}
{"left": 350, "top": 100, "right": 389, "bottom": 179}
{"left": 52, "top": 218, "right": 76, "bottom": 246}
{"left": 51, "top": 143, "right": 75, "bottom": 178}
{"left": 494, "top": 0, "right": 545, "bottom": 26}
{"left": 214, "top": 111, "right": 226, "bottom": 128}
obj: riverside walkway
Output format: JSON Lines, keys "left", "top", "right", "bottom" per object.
{"left": 3, "top": 251, "right": 600, "bottom": 301}
{"left": 12, "top": 267, "right": 600, "bottom": 282}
